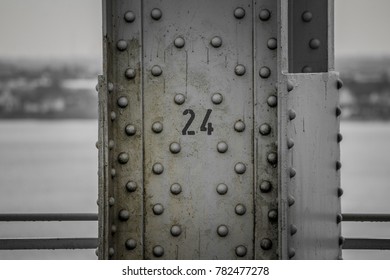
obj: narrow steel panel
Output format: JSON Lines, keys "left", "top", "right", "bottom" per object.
{"left": 0, "top": 238, "right": 97, "bottom": 250}
{"left": 142, "top": 0, "right": 254, "bottom": 260}
{"left": 343, "top": 239, "right": 390, "bottom": 250}
{"left": 0, "top": 213, "right": 98, "bottom": 222}
{"left": 279, "top": 72, "right": 342, "bottom": 259}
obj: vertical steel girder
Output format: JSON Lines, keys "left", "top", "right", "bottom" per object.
{"left": 98, "top": 0, "right": 341, "bottom": 260}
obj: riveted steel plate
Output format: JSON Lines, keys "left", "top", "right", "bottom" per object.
{"left": 143, "top": 0, "right": 254, "bottom": 260}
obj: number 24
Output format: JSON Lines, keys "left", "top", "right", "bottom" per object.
{"left": 182, "top": 109, "right": 214, "bottom": 135}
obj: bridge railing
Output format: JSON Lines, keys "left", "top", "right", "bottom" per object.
{"left": 0, "top": 213, "right": 389, "bottom": 252}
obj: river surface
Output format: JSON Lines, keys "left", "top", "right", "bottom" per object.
{"left": 0, "top": 120, "right": 389, "bottom": 259}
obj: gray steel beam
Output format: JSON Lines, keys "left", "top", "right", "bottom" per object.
{"left": 0, "top": 213, "right": 97, "bottom": 222}
{"left": 0, "top": 238, "right": 97, "bottom": 250}
{"left": 343, "top": 239, "right": 390, "bottom": 250}
{"left": 342, "top": 214, "right": 390, "bottom": 222}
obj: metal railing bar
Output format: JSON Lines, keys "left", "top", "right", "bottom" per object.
{"left": 0, "top": 238, "right": 98, "bottom": 250}
{"left": 0, "top": 213, "right": 98, "bottom": 222}
{"left": 343, "top": 238, "right": 390, "bottom": 250}
{"left": 342, "top": 214, "right": 390, "bottom": 222}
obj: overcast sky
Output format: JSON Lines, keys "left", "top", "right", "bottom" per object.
{"left": 0, "top": 0, "right": 389, "bottom": 59}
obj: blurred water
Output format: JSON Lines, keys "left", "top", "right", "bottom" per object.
{"left": 0, "top": 120, "right": 389, "bottom": 259}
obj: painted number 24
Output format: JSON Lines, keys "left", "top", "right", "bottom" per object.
{"left": 182, "top": 109, "right": 214, "bottom": 135}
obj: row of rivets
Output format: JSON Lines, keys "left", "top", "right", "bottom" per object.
{"left": 151, "top": 244, "right": 248, "bottom": 258}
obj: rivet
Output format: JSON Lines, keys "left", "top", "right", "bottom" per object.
{"left": 235, "top": 204, "right": 246, "bottom": 215}
{"left": 125, "top": 239, "right": 136, "bottom": 250}
{"left": 111, "top": 169, "right": 116, "bottom": 177}
{"left": 287, "top": 81, "right": 294, "bottom": 92}
{"left": 216, "top": 183, "right": 228, "bottom": 195}
{"left": 119, "top": 209, "right": 130, "bottom": 221}
{"left": 336, "top": 161, "right": 342, "bottom": 170}
{"left": 108, "top": 140, "right": 114, "bottom": 150}
{"left": 259, "top": 67, "right": 271, "bottom": 78}
{"left": 260, "top": 238, "right": 272, "bottom": 250}
{"left": 337, "top": 133, "right": 343, "bottom": 143}
{"left": 235, "top": 64, "right": 246, "bottom": 76}
{"left": 267, "top": 152, "right": 277, "bottom": 165}
{"left": 217, "top": 225, "right": 229, "bottom": 237}
{"left": 210, "top": 36, "right": 222, "bottom": 48}
{"left": 235, "top": 245, "right": 247, "bottom": 257}
{"left": 153, "top": 245, "right": 164, "bottom": 257}
{"left": 337, "top": 79, "right": 344, "bottom": 89}
{"left": 211, "top": 93, "right": 223, "bottom": 104}
{"left": 151, "top": 65, "right": 162, "bottom": 76}
{"left": 152, "top": 203, "right": 164, "bottom": 215}
{"left": 302, "top": 11, "right": 313, "bottom": 22}
{"left": 268, "top": 209, "right": 278, "bottom": 221}
{"left": 111, "top": 225, "right": 117, "bottom": 234}
{"left": 125, "top": 124, "right": 136, "bottom": 136}
{"left": 151, "top": 8, "right": 162, "bottom": 20}
{"left": 290, "top": 224, "right": 298, "bottom": 236}
{"left": 287, "top": 138, "right": 295, "bottom": 149}
{"left": 118, "top": 152, "right": 129, "bottom": 164}
{"left": 234, "top": 7, "right": 245, "bottom": 19}
{"left": 288, "top": 109, "right": 296, "bottom": 120}
{"left": 267, "top": 95, "right": 277, "bottom": 107}
{"left": 124, "top": 11, "right": 135, "bottom": 23}
{"left": 288, "top": 195, "right": 295, "bottom": 207}
{"left": 174, "top": 93, "right": 185, "bottom": 105}
{"left": 108, "top": 82, "right": 114, "bottom": 92}
{"left": 259, "top": 9, "right": 271, "bottom": 21}
{"left": 336, "top": 106, "right": 342, "bottom": 117}
{"left": 95, "top": 83, "right": 99, "bottom": 92}
{"left": 217, "top": 141, "right": 228, "bottom": 153}
{"left": 152, "top": 163, "right": 164, "bottom": 174}
{"left": 290, "top": 167, "right": 296, "bottom": 178}
{"left": 339, "top": 236, "right": 345, "bottom": 246}
{"left": 152, "top": 122, "right": 163, "bottom": 133}
{"left": 117, "top": 96, "right": 128, "bottom": 108}
{"left": 96, "top": 199, "right": 99, "bottom": 206}
{"left": 259, "top": 124, "right": 271, "bottom": 135}
{"left": 337, "top": 213, "right": 343, "bottom": 224}
{"left": 267, "top": 38, "right": 277, "bottom": 50}
{"left": 338, "top": 187, "right": 344, "bottom": 197}
{"left": 126, "top": 181, "right": 137, "bottom": 192}
{"left": 110, "top": 111, "right": 116, "bottom": 121}
{"left": 302, "top": 66, "right": 312, "bottom": 73}
{"left": 174, "top": 37, "right": 185, "bottom": 48}
{"left": 234, "top": 162, "right": 246, "bottom": 174}
{"left": 170, "top": 183, "right": 182, "bottom": 195}
{"left": 171, "top": 225, "right": 182, "bottom": 237}
{"left": 169, "top": 142, "right": 181, "bottom": 154}
{"left": 309, "top": 39, "right": 321, "bottom": 49}
{"left": 95, "top": 141, "right": 99, "bottom": 149}
{"left": 234, "top": 120, "right": 245, "bottom": 132}
{"left": 108, "top": 247, "right": 115, "bottom": 257}
{"left": 95, "top": 248, "right": 99, "bottom": 256}
{"left": 260, "top": 181, "right": 272, "bottom": 193}
{"left": 125, "top": 68, "right": 136, "bottom": 79}
{"left": 288, "top": 248, "right": 296, "bottom": 259}
{"left": 117, "top": 40, "right": 128, "bottom": 51}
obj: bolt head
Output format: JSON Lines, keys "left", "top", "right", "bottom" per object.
{"left": 169, "top": 142, "right": 181, "bottom": 154}
{"left": 151, "top": 8, "right": 162, "bottom": 20}
{"left": 287, "top": 81, "right": 294, "bottom": 92}
{"left": 287, "top": 138, "right": 295, "bottom": 149}
{"left": 259, "top": 67, "right": 271, "bottom": 78}
{"left": 337, "top": 213, "right": 343, "bottom": 224}
{"left": 152, "top": 122, "right": 163, "bottom": 133}
{"left": 260, "top": 238, "right": 272, "bottom": 250}
{"left": 111, "top": 168, "right": 116, "bottom": 177}
{"left": 235, "top": 64, "right": 246, "bottom": 76}
{"left": 267, "top": 95, "right": 277, "bottom": 107}
{"left": 267, "top": 152, "right": 277, "bottom": 165}
{"left": 289, "top": 109, "right": 297, "bottom": 120}
{"left": 336, "top": 161, "right": 342, "bottom": 170}
{"left": 235, "top": 245, "right": 247, "bottom": 257}
{"left": 210, "top": 36, "right": 222, "bottom": 48}
{"left": 267, "top": 38, "right": 277, "bottom": 50}
{"left": 107, "top": 82, "right": 114, "bottom": 92}
{"left": 260, "top": 181, "right": 272, "bottom": 193}
{"left": 126, "top": 181, "right": 137, "bottom": 192}
{"left": 288, "top": 248, "right": 296, "bottom": 259}
{"left": 338, "top": 187, "right": 344, "bottom": 197}
{"left": 337, "top": 79, "right": 344, "bottom": 89}
{"left": 268, "top": 209, "right": 278, "bottom": 220}
{"left": 152, "top": 203, "right": 164, "bottom": 215}
{"left": 118, "top": 152, "right": 129, "bottom": 164}
{"left": 108, "top": 247, "right": 115, "bottom": 257}
{"left": 125, "top": 239, "right": 137, "bottom": 250}
{"left": 290, "top": 224, "right": 298, "bottom": 236}
{"left": 288, "top": 195, "right": 295, "bottom": 207}
{"left": 259, "top": 124, "right": 271, "bottom": 135}
{"left": 174, "top": 93, "right": 185, "bottom": 105}
{"left": 259, "top": 9, "right": 271, "bottom": 21}
{"left": 124, "top": 11, "right": 135, "bottom": 23}
{"left": 234, "top": 162, "right": 246, "bottom": 174}
{"left": 336, "top": 106, "right": 342, "bottom": 117}
{"left": 108, "top": 197, "right": 115, "bottom": 206}
{"left": 125, "top": 124, "right": 136, "bottom": 136}
{"left": 170, "top": 183, "right": 182, "bottom": 195}
{"left": 235, "top": 204, "right": 246, "bottom": 215}
{"left": 234, "top": 7, "right": 245, "bottom": 19}
{"left": 125, "top": 68, "right": 136, "bottom": 79}
{"left": 152, "top": 163, "right": 164, "bottom": 174}
{"left": 217, "top": 141, "right": 228, "bottom": 153}
{"left": 290, "top": 167, "right": 297, "bottom": 178}
{"left": 217, "top": 225, "right": 229, "bottom": 237}
{"left": 302, "top": 11, "right": 313, "bottom": 22}
{"left": 151, "top": 65, "right": 162, "bottom": 76}
{"left": 211, "top": 93, "right": 223, "bottom": 104}
{"left": 234, "top": 120, "right": 245, "bottom": 132}
{"left": 174, "top": 37, "right": 185, "bottom": 48}
{"left": 216, "top": 183, "right": 228, "bottom": 195}
{"left": 117, "top": 96, "right": 128, "bottom": 108}
{"left": 110, "top": 111, "right": 116, "bottom": 121}
{"left": 171, "top": 225, "right": 182, "bottom": 237}
{"left": 153, "top": 245, "right": 164, "bottom": 257}
{"left": 108, "top": 140, "right": 114, "bottom": 149}
{"left": 117, "top": 40, "right": 128, "bottom": 51}
{"left": 309, "top": 38, "right": 321, "bottom": 49}
{"left": 119, "top": 209, "right": 130, "bottom": 221}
